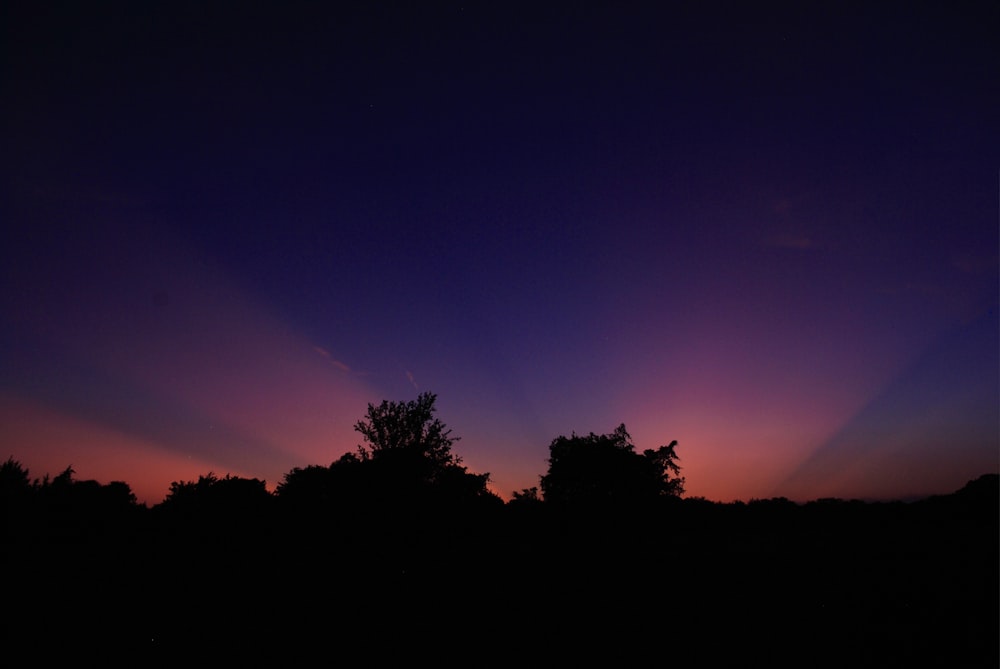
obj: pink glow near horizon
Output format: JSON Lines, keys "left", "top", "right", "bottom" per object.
{"left": 0, "top": 395, "right": 220, "bottom": 505}
{"left": 1, "top": 224, "right": 380, "bottom": 502}
{"left": 2, "top": 214, "right": 994, "bottom": 505}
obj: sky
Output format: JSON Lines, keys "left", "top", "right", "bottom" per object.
{"left": 2, "top": 2, "right": 997, "bottom": 505}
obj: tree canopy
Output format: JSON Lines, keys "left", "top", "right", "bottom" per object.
{"left": 540, "top": 424, "right": 684, "bottom": 507}
{"left": 354, "top": 391, "right": 460, "bottom": 470}
{"left": 278, "top": 392, "right": 498, "bottom": 512}
{"left": 354, "top": 392, "right": 496, "bottom": 504}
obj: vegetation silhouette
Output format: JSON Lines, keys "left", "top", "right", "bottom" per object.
{"left": 540, "top": 423, "right": 684, "bottom": 509}
{"left": 0, "top": 403, "right": 996, "bottom": 664}
{"left": 349, "top": 391, "right": 500, "bottom": 510}
{"left": 275, "top": 392, "right": 502, "bottom": 559}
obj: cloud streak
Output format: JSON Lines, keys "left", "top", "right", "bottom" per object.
{"left": 314, "top": 346, "right": 351, "bottom": 373}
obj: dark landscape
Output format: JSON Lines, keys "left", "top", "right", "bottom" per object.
{"left": 2, "top": 394, "right": 996, "bottom": 665}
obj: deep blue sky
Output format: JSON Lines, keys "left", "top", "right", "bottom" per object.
{"left": 2, "top": 2, "right": 997, "bottom": 503}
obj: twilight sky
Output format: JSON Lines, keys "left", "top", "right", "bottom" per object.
{"left": 2, "top": 2, "right": 997, "bottom": 505}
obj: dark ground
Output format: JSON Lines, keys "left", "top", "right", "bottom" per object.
{"left": 3, "top": 476, "right": 996, "bottom": 666}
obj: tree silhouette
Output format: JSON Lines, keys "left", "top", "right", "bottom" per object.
{"left": 275, "top": 463, "right": 339, "bottom": 508}
{"left": 350, "top": 393, "right": 501, "bottom": 516}
{"left": 158, "top": 472, "right": 273, "bottom": 536}
{"left": 0, "top": 456, "right": 32, "bottom": 494}
{"left": 354, "top": 391, "right": 459, "bottom": 472}
{"left": 540, "top": 424, "right": 684, "bottom": 507}
{"left": 642, "top": 439, "right": 685, "bottom": 498}
{"left": 1, "top": 456, "right": 35, "bottom": 536}
{"left": 276, "top": 393, "right": 500, "bottom": 517}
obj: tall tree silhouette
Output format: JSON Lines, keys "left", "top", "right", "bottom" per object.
{"left": 278, "top": 393, "right": 498, "bottom": 517}
{"left": 355, "top": 392, "right": 459, "bottom": 470}
{"left": 352, "top": 392, "right": 497, "bottom": 507}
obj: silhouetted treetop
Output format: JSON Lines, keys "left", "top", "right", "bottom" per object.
{"left": 276, "top": 464, "right": 337, "bottom": 506}
{"left": 642, "top": 439, "right": 685, "bottom": 498}
{"left": 540, "top": 424, "right": 684, "bottom": 507}
{"left": 160, "top": 472, "right": 271, "bottom": 519}
{"left": 354, "top": 392, "right": 459, "bottom": 470}
{"left": 1, "top": 456, "right": 32, "bottom": 497}
{"left": 276, "top": 393, "right": 499, "bottom": 514}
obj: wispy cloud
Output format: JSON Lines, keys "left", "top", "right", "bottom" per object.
{"left": 314, "top": 346, "right": 351, "bottom": 373}
{"left": 406, "top": 369, "right": 419, "bottom": 390}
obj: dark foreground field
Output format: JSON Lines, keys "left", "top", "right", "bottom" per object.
{"left": 3, "top": 476, "right": 996, "bottom": 666}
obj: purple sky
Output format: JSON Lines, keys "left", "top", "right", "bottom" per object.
{"left": 2, "top": 2, "right": 997, "bottom": 504}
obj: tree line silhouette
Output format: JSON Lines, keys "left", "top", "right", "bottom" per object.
{"left": 1, "top": 392, "right": 996, "bottom": 665}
